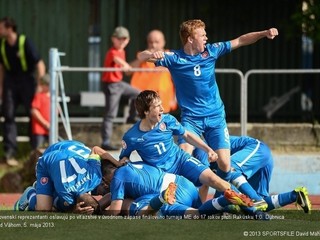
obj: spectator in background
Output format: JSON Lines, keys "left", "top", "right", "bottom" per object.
{"left": 0, "top": 16, "right": 46, "bottom": 166}
{"left": 130, "top": 29, "right": 177, "bottom": 113}
{"left": 101, "top": 26, "right": 140, "bottom": 151}
{"left": 31, "top": 73, "right": 50, "bottom": 150}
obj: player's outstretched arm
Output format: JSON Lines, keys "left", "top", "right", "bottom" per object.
{"left": 91, "top": 146, "right": 126, "bottom": 167}
{"left": 230, "top": 28, "right": 278, "bottom": 50}
{"left": 137, "top": 50, "right": 165, "bottom": 62}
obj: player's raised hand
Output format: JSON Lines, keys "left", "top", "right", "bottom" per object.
{"left": 152, "top": 51, "right": 165, "bottom": 60}
{"left": 266, "top": 28, "right": 278, "bottom": 39}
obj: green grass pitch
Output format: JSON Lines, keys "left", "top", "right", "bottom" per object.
{"left": 0, "top": 210, "right": 319, "bottom": 240}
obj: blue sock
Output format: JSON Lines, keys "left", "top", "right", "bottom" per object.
{"left": 240, "top": 205, "right": 256, "bottom": 215}
{"left": 216, "top": 195, "right": 230, "bottom": 206}
{"left": 216, "top": 168, "right": 232, "bottom": 181}
{"left": 264, "top": 191, "right": 297, "bottom": 211}
{"left": 149, "top": 196, "right": 163, "bottom": 211}
{"left": 198, "top": 197, "right": 225, "bottom": 216}
{"left": 230, "top": 171, "right": 263, "bottom": 201}
{"left": 149, "top": 190, "right": 166, "bottom": 211}
{"left": 25, "top": 188, "right": 36, "bottom": 211}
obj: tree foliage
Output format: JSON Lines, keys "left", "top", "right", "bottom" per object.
{"left": 291, "top": 0, "right": 320, "bottom": 42}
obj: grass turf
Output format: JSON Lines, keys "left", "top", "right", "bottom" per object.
{"left": 0, "top": 210, "right": 319, "bottom": 240}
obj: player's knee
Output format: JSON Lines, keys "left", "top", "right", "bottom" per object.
{"left": 35, "top": 205, "right": 52, "bottom": 211}
{"left": 217, "top": 160, "right": 230, "bottom": 172}
{"left": 179, "top": 143, "right": 194, "bottom": 154}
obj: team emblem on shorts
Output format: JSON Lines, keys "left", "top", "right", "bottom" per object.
{"left": 40, "top": 177, "right": 48, "bottom": 185}
{"left": 159, "top": 122, "right": 166, "bottom": 131}
{"left": 64, "top": 201, "right": 69, "bottom": 207}
{"left": 121, "top": 140, "right": 127, "bottom": 149}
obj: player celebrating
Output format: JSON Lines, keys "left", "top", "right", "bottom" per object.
{"left": 138, "top": 19, "right": 278, "bottom": 196}
{"left": 14, "top": 140, "right": 125, "bottom": 213}
{"left": 119, "top": 90, "right": 264, "bottom": 210}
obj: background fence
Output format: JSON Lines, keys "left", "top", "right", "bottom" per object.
{"left": 1, "top": 0, "right": 319, "bottom": 123}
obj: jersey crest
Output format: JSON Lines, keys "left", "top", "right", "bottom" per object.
{"left": 40, "top": 177, "right": 48, "bottom": 185}
{"left": 201, "top": 51, "right": 209, "bottom": 58}
{"left": 159, "top": 122, "right": 166, "bottom": 131}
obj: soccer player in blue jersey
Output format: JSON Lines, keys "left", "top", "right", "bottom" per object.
{"left": 101, "top": 160, "right": 253, "bottom": 217}
{"left": 194, "top": 135, "right": 312, "bottom": 214}
{"left": 14, "top": 140, "right": 125, "bottom": 213}
{"left": 119, "top": 90, "right": 231, "bottom": 193}
{"left": 138, "top": 19, "right": 278, "bottom": 191}
{"left": 119, "top": 90, "right": 267, "bottom": 210}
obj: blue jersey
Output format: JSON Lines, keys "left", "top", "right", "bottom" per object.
{"left": 230, "top": 136, "right": 274, "bottom": 197}
{"left": 43, "top": 140, "right": 91, "bottom": 158}
{"left": 155, "top": 42, "right": 231, "bottom": 117}
{"left": 119, "top": 114, "right": 208, "bottom": 185}
{"left": 111, "top": 162, "right": 201, "bottom": 213}
{"left": 230, "top": 136, "right": 273, "bottom": 177}
{"left": 111, "top": 162, "right": 168, "bottom": 201}
{"left": 120, "top": 114, "right": 185, "bottom": 171}
{"left": 194, "top": 135, "right": 274, "bottom": 197}
{"left": 36, "top": 144, "right": 102, "bottom": 208}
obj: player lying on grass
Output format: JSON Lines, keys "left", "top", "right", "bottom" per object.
{"left": 14, "top": 140, "right": 126, "bottom": 213}
{"left": 194, "top": 135, "right": 312, "bottom": 214}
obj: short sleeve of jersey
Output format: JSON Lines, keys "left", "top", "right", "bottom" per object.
{"left": 119, "top": 123, "right": 139, "bottom": 159}
{"left": 164, "top": 114, "right": 185, "bottom": 136}
{"left": 105, "top": 48, "right": 117, "bottom": 67}
{"left": 206, "top": 41, "right": 231, "bottom": 58}
{"left": 155, "top": 51, "right": 176, "bottom": 68}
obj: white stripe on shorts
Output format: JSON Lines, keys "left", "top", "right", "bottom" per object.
{"left": 236, "top": 140, "right": 260, "bottom": 168}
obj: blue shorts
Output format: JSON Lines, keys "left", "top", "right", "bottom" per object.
{"left": 247, "top": 163, "right": 273, "bottom": 198}
{"left": 36, "top": 158, "right": 55, "bottom": 197}
{"left": 129, "top": 194, "right": 155, "bottom": 216}
{"left": 178, "top": 115, "right": 230, "bottom": 150}
{"left": 36, "top": 155, "right": 79, "bottom": 207}
{"left": 231, "top": 141, "right": 274, "bottom": 198}
{"left": 161, "top": 175, "right": 202, "bottom": 216}
{"left": 168, "top": 150, "right": 208, "bottom": 187}
{"left": 192, "top": 148, "right": 210, "bottom": 167}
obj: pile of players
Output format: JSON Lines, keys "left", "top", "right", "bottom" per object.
{"left": 14, "top": 19, "right": 311, "bottom": 219}
{"left": 14, "top": 91, "right": 311, "bottom": 219}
